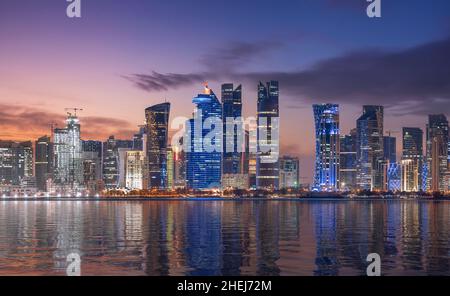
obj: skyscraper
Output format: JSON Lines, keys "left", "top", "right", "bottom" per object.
{"left": 145, "top": 103, "right": 170, "bottom": 189}
{"left": 426, "top": 114, "right": 448, "bottom": 192}
{"left": 186, "top": 85, "right": 222, "bottom": 190}
{"left": 356, "top": 105, "right": 384, "bottom": 191}
{"left": 256, "top": 81, "right": 279, "bottom": 190}
{"left": 279, "top": 156, "right": 300, "bottom": 189}
{"left": 313, "top": 104, "right": 340, "bottom": 191}
{"left": 125, "top": 150, "right": 146, "bottom": 189}
{"left": 53, "top": 113, "right": 83, "bottom": 191}
{"left": 383, "top": 136, "right": 397, "bottom": 164}
{"left": 340, "top": 129, "right": 357, "bottom": 191}
{"left": 102, "top": 136, "right": 133, "bottom": 189}
{"left": 221, "top": 83, "right": 243, "bottom": 174}
{"left": 0, "top": 141, "right": 33, "bottom": 185}
{"left": 35, "top": 136, "right": 53, "bottom": 191}
{"left": 402, "top": 127, "right": 423, "bottom": 192}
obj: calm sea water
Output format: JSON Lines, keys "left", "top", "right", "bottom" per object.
{"left": 0, "top": 199, "right": 449, "bottom": 276}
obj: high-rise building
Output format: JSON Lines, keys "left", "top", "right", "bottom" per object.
{"left": 402, "top": 127, "right": 423, "bottom": 192}
{"left": 166, "top": 146, "right": 174, "bottom": 189}
{"left": 340, "top": 129, "right": 357, "bottom": 191}
{"left": 133, "top": 126, "right": 146, "bottom": 151}
{"left": 279, "top": 156, "right": 299, "bottom": 189}
{"left": 186, "top": 85, "right": 222, "bottom": 190}
{"left": 387, "top": 162, "right": 402, "bottom": 192}
{"left": 82, "top": 140, "right": 103, "bottom": 186}
{"left": 53, "top": 113, "right": 83, "bottom": 190}
{"left": 383, "top": 136, "right": 397, "bottom": 164}
{"left": 102, "top": 136, "right": 133, "bottom": 189}
{"left": 35, "top": 136, "right": 53, "bottom": 191}
{"left": 313, "top": 104, "right": 340, "bottom": 191}
{"left": 221, "top": 83, "right": 243, "bottom": 174}
{"left": 356, "top": 105, "right": 384, "bottom": 191}
{"left": 125, "top": 150, "right": 146, "bottom": 189}
{"left": 256, "top": 81, "right": 279, "bottom": 190}
{"left": 0, "top": 141, "right": 33, "bottom": 185}
{"left": 145, "top": 103, "right": 170, "bottom": 189}
{"left": 426, "top": 114, "right": 448, "bottom": 192}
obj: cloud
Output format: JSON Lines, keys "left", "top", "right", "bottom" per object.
{"left": 0, "top": 104, "right": 136, "bottom": 141}
{"left": 125, "top": 37, "right": 450, "bottom": 116}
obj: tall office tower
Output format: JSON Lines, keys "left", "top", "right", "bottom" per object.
{"left": 166, "top": 146, "right": 174, "bottom": 189}
{"left": 35, "top": 136, "right": 53, "bottom": 191}
{"left": 312, "top": 104, "right": 340, "bottom": 191}
{"left": 383, "top": 136, "right": 397, "bottom": 164}
{"left": 221, "top": 84, "right": 243, "bottom": 173}
{"left": 53, "top": 113, "right": 83, "bottom": 190}
{"left": 279, "top": 156, "right": 300, "bottom": 189}
{"left": 125, "top": 150, "right": 146, "bottom": 189}
{"left": 340, "top": 129, "right": 357, "bottom": 191}
{"left": 401, "top": 127, "right": 423, "bottom": 192}
{"left": 0, "top": 141, "right": 32, "bottom": 185}
{"left": 186, "top": 85, "right": 222, "bottom": 190}
{"left": 256, "top": 81, "right": 279, "bottom": 190}
{"left": 426, "top": 114, "right": 449, "bottom": 192}
{"left": 102, "top": 136, "right": 133, "bottom": 189}
{"left": 145, "top": 102, "right": 170, "bottom": 189}
{"left": 356, "top": 105, "right": 384, "bottom": 191}
{"left": 82, "top": 140, "right": 103, "bottom": 182}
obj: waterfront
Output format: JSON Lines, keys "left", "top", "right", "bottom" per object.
{"left": 0, "top": 199, "right": 449, "bottom": 276}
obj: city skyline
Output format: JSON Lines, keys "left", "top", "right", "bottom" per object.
{"left": 1, "top": 0, "right": 450, "bottom": 184}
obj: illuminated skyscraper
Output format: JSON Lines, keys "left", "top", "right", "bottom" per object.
{"left": 186, "top": 85, "right": 222, "bottom": 190}
{"left": 340, "top": 129, "right": 357, "bottom": 191}
{"left": 53, "top": 113, "right": 83, "bottom": 190}
{"left": 256, "top": 81, "right": 279, "bottom": 190}
{"left": 313, "top": 104, "right": 340, "bottom": 191}
{"left": 35, "top": 136, "right": 53, "bottom": 191}
{"left": 102, "top": 136, "right": 133, "bottom": 188}
{"left": 356, "top": 105, "right": 384, "bottom": 191}
{"left": 0, "top": 141, "right": 33, "bottom": 185}
{"left": 145, "top": 103, "right": 170, "bottom": 189}
{"left": 221, "top": 83, "right": 243, "bottom": 174}
{"left": 402, "top": 127, "right": 423, "bottom": 192}
{"left": 426, "top": 114, "right": 448, "bottom": 192}
{"left": 125, "top": 150, "right": 146, "bottom": 189}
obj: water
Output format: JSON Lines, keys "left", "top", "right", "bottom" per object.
{"left": 0, "top": 199, "right": 449, "bottom": 276}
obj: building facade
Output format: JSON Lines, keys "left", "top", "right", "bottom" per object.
{"left": 145, "top": 103, "right": 170, "bottom": 189}
{"left": 279, "top": 156, "right": 299, "bottom": 189}
{"left": 402, "top": 127, "right": 423, "bottom": 192}
{"left": 256, "top": 81, "right": 280, "bottom": 190}
{"left": 35, "top": 136, "right": 53, "bottom": 191}
{"left": 313, "top": 104, "right": 340, "bottom": 191}
{"left": 340, "top": 129, "right": 357, "bottom": 191}
{"left": 426, "top": 114, "right": 448, "bottom": 192}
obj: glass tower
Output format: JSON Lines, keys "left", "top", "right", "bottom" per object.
{"left": 426, "top": 114, "right": 448, "bottom": 192}
{"left": 402, "top": 127, "right": 423, "bottom": 192}
{"left": 356, "top": 105, "right": 384, "bottom": 191}
{"left": 145, "top": 102, "right": 170, "bottom": 189}
{"left": 313, "top": 104, "right": 340, "bottom": 192}
{"left": 256, "top": 81, "right": 279, "bottom": 190}
{"left": 186, "top": 85, "right": 222, "bottom": 190}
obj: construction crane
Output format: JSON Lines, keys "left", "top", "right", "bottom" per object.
{"left": 65, "top": 108, "right": 83, "bottom": 117}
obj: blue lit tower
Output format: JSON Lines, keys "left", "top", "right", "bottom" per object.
{"left": 221, "top": 83, "right": 243, "bottom": 175}
{"left": 145, "top": 102, "right": 171, "bottom": 189}
{"left": 186, "top": 85, "right": 222, "bottom": 190}
{"left": 256, "top": 81, "right": 279, "bottom": 190}
{"left": 313, "top": 104, "right": 340, "bottom": 191}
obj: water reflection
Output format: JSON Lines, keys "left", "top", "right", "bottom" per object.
{"left": 0, "top": 200, "right": 449, "bottom": 275}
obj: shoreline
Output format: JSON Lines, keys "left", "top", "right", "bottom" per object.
{"left": 0, "top": 196, "right": 449, "bottom": 202}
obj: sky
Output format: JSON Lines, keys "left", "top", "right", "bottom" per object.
{"left": 1, "top": 0, "right": 449, "bottom": 183}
